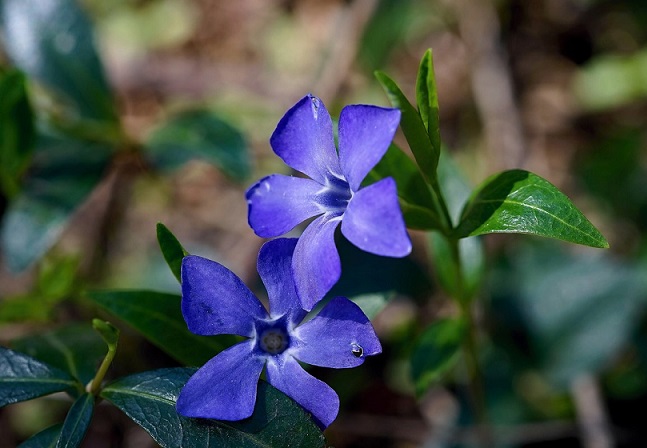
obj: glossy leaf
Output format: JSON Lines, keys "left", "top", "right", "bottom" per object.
{"left": 375, "top": 71, "right": 439, "bottom": 183}
{"left": 86, "top": 290, "right": 234, "bottom": 366}
{"left": 56, "top": 393, "right": 94, "bottom": 448}
{"left": 0, "top": 69, "right": 35, "bottom": 198}
{"left": 101, "top": 368, "right": 326, "bottom": 448}
{"left": 0, "top": 132, "right": 112, "bottom": 271}
{"left": 18, "top": 424, "right": 63, "bottom": 448}
{"left": 0, "top": 347, "right": 78, "bottom": 406}
{"left": 11, "top": 324, "right": 105, "bottom": 385}
{"left": 365, "top": 144, "right": 441, "bottom": 230}
{"left": 415, "top": 49, "right": 440, "bottom": 153}
{"left": 0, "top": 0, "right": 117, "bottom": 123}
{"left": 145, "top": 109, "right": 250, "bottom": 181}
{"left": 455, "top": 169, "right": 609, "bottom": 248}
{"left": 410, "top": 318, "right": 466, "bottom": 397}
{"left": 156, "top": 223, "right": 188, "bottom": 283}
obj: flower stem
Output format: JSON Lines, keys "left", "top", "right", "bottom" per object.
{"left": 87, "top": 343, "right": 117, "bottom": 395}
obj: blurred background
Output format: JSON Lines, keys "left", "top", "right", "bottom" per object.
{"left": 1, "top": 0, "right": 647, "bottom": 446}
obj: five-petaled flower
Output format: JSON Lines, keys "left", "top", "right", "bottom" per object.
{"left": 176, "top": 238, "right": 382, "bottom": 428}
{"left": 246, "top": 95, "right": 412, "bottom": 310}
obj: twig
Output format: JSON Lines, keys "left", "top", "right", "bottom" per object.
{"left": 571, "top": 373, "right": 615, "bottom": 448}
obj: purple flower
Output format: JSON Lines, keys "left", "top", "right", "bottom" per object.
{"left": 176, "top": 238, "right": 381, "bottom": 428}
{"left": 246, "top": 95, "right": 412, "bottom": 310}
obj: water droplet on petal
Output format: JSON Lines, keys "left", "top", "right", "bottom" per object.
{"left": 351, "top": 343, "right": 363, "bottom": 358}
{"left": 310, "top": 96, "right": 320, "bottom": 119}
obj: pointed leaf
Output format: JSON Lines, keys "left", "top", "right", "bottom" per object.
{"left": 11, "top": 324, "right": 105, "bottom": 385}
{"left": 456, "top": 170, "right": 609, "bottom": 248}
{"left": 156, "top": 223, "right": 188, "bottom": 283}
{"left": 86, "top": 290, "right": 234, "bottom": 366}
{"left": 101, "top": 368, "right": 326, "bottom": 448}
{"left": 0, "top": 132, "right": 112, "bottom": 271}
{"left": 411, "top": 318, "right": 466, "bottom": 397}
{"left": 0, "top": 347, "right": 78, "bottom": 406}
{"left": 18, "top": 424, "right": 63, "bottom": 448}
{"left": 415, "top": 49, "right": 440, "bottom": 153}
{"left": 145, "top": 109, "right": 250, "bottom": 181}
{"left": 0, "top": 0, "right": 117, "bottom": 123}
{"left": 375, "top": 70, "right": 439, "bottom": 183}
{"left": 56, "top": 393, "right": 94, "bottom": 448}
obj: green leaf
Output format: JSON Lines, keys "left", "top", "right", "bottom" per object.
{"left": 56, "top": 393, "right": 94, "bottom": 448}
{"left": 0, "top": 131, "right": 112, "bottom": 271}
{"left": 11, "top": 324, "right": 106, "bottom": 385}
{"left": 365, "top": 144, "right": 441, "bottom": 230}
{"left": 18, "top": 423, "right": 63, "bottom": 448}
{"left": 0, "top": 0, "right": 118, "bottom": 124}
{"left": 436, "top": 151, "right": 473, "bottom": 226}
{"left": 156, "top": 223, "right": 188, "bottom": 283}
{"left": 101, "top": 368, "right": 326, "bottom": 448}
{"left": 145, "top": 109, "right": 250, "bottom": 181}
{"left": 410, "top": 318, "right": 466, "bottom": 397}
{"left": 375, "top": 70, "right": 439, "bottom": 184}
{"left": 455, "top": 169, "right": 609, "bottom": 248}
{"left": 351, "top": 292, "right": 395, "bottom": 321}
{"left": 86, "top": 290, "right": 234, "bottom": 366}
{"left": 92, "top": 319, "right": 119, "bottom": 348}
{"left": 415, "top": 49, "right": 440, "bottom": 153}
{"left": 0, "top": 69, "right": 35, "bottom": 198}
{"left": 0, "top": 347, "right": 78, "bottom": 407}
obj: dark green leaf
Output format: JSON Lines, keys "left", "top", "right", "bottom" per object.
{"left": 411, "top": 318, "right": 466, "bottom": 397}
{"left": 0, "top": 347, "right": 78, "bottom": 406}
{"left": 0, "top": 0, "right": 118, "bottom": 124}
{"left": 86, "top": 290, "right": 234, "bottom": 366}
{"left": 375, "top": 70, "right": 439, "bottom": 184}
{"left": 156, "top": 223, "right": 188, "bottom": 283}
{"left": 11, "top": 324, "right": 105, "bottom": 385}
{"left": 455, "top": 169, "right": 609, "bottom": 248}
{"left": 145, "top": 110, "right": 250, "bottom": 181}
{"left": 18, "top": 424, "right": 63, "bottom": 448}
{"left": 0, "top": 69, "right": 35, "bottom": 197}
{"left": 0, "top": 131, "right": 112, "bottom": 271}
{"left": 101, "top": 368, "right": 326, "bottom": 448}
{"left": 365, "top": 144, "right": 441, "bottom": 230}
{"left": 56, "top": 393, "right": 94, "bottom": 448}
{"left": 415, "top": 49, "right": 440, "bottom": 153}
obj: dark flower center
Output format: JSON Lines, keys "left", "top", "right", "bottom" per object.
{"left": 255, "top": 315, "right": 291, "bottom": 356}
{"left": 318, "top": 175, "right": 352, "bottom": 213}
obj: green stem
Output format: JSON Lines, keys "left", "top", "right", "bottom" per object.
{"left": 87, "top": 343, "right": 117, "bottom": 395}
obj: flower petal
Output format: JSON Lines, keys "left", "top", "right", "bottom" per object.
{"left": 292, "top": 215, "right": 341, "bottom": 311}
{"left": 257, "top": 238, "right": 306, "bottom": 322}
{"left": 176, "top": 340, "right": 265, "bottom": 420}
{"left": 181, "top": 255, "right": 268, "bottom": 337}
{"left": 338, "top": 105, "right": 400, "bottom": 191}
{"left": 246, "top": 174, "right": 323, "bottom": 238}
{"left": 270, "top": 95, "right": 342, "bottom": 184}
{"left": 341, "top": 177, "right": 412, "bottom": 257}
{"left": 293, "top": 297, "right": 382, "bottom": 368}
{"left": 266, "top": 355, "right": 339, "bottom": 428}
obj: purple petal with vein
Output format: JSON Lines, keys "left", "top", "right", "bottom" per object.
{"left": 181, "top": 255, "right": 268, "bottom": 337}
{"left": 341, "top": 177, "right": 412, "bottom": 257}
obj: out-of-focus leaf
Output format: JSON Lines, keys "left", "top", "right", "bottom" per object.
{"left": 86, "top": 290, "right": 235, "bottom": 366}
{"left": 351, "top": 292, "right": 395, "bottom": 320}
{"left": 101, "top": 368, "right": 326, "bottom": 448}
{"left": 36, "top": 255, "right": 79, "bottom": 299}
{"left": 18, "top": 423, "right": 63, "bottom": 448}
{"left": 0, "top": 0, "right": 118, "bottom": 124}
{"left": 0, "top": 347, "right": 78, "bottom": 406}
{"left": 145, "top": 109, "right": 250, "bottom": 181}
{"left": 375, "top": 71, "right": 439, "bottom": 184}
{"left": 415, "top": 49, "right": 440, "bottom": 153}
{"left": 366, "top": 144, "right": 441, "bottom": 230}
{"left": 0, "top": 132, "right": 111, "bottom": 271}
{"left": 456, "top": 169, "right": 609, "bottom": 248}
{"left": 411, "top": 318, "right": 466, "bottom": 397}
{"left": 491, "top": 242, "right": 647, "bottom": 388}
{"left": 428, "top": 233, "right": 484, "bottom": 303}
{"left": 56, "top": 393, "right": 93, "bottom": 448}
{"left": 436, "top": 151, "right": 472, "bottom": 226}
{"left": 12, "top": 324, "right": 105, "bottom": 385}
{"left": 0, "top": 69, "right": 35, "bottom": 197}
{"left": 156, "top": 223, "right": 188, "bottom": 283}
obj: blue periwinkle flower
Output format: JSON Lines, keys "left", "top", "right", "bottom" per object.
{"left": 176, "top": 238, "right": 382, "bottom": 428}
{"left": 246, "top": 95, "right": 412, "bottom": 310}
